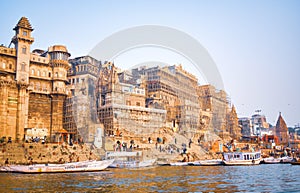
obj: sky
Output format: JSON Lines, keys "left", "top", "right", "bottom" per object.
{"left": 1, "top": 0, "right": 299, "bottom": 127}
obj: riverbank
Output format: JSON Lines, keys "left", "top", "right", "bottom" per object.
{"left": 0, "top": 142, "right": 100, "bottom": 165}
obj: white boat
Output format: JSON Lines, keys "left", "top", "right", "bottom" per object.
{"left": 223, "top": 151, "right": 262, "bottom": 165}
{"left": 263, "top": 157, "right": 281, "bottom": 164}
{"left": 279, "top": 156, "right": 293, "bottom": 163}
{"left": 193, "top": 159, "right": 224, "bottom": 166}
{"left": 169, "top": 162, "right": 189, "bottom": 166}
{"left": 0, "top": 159, "right": 114, "bottom": 173}
{"left": 105, "top": 151, "right": 156, "bottom": 168}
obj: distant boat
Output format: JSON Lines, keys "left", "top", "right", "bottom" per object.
{"left": 169, "top": 162, "right": 189, "bottom": 166}
{"left": 263, "top": 157, "right": 281, "bottom": 164}
{"left": 0, "top": 159, "right": 114, "bottom": 174}
{"left": 193, "top": 159, "right": 224, "bottom": 166}
{"left": 223, "top": 151, "right": 262, "bottom": 165}
{"left": 279, "top": 156, "right": 293, "bottom": 164}
{"left": 105, "top": 151, "right": 156, "bottom": 168}
{"left": 291, "top": 160, "right": 300, "bottom": 165}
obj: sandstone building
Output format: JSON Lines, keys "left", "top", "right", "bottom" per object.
{"left": 0, "top": 17, "right": 240, "bottom": 145}
{"left": 65, "top": 56, "right": 102, "bottom": 144}
{"left": 0, "top": 17, "right": 70, "bottom": 142}
{"left": 197, "top": 85, "right": 229, "bottom": 134}
{"left": 96, "top": 63, "right": 166, "bottom": 136}
{"left": 275, "top": 112, "right": 289, "bottom": 144}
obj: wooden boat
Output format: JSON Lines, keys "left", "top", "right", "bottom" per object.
{"left": 193, "top": 159, "right": 224, "bottom": 166}
{"left": 263, "top": 157, "right": 281, "bottom": 164}
{"left": 169, "top": 162, "right": 189, "bottom": 166}
{"left": 105, "top": 151, "right": 156, "bottom": 168}
{"left": 291, "top": 160, "right": 300, "bottom": 165}
{"left": 0, "top": 159, "right": 114, "bottom": 173}
{"left": 223, "top": 151, "right": 262, "bottom": 165}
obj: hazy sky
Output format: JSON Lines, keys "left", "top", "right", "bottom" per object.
{"left": 1, "top": 0, "right": 299, "bottom": 126}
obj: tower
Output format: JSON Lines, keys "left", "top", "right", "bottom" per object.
{"left": 48, "top": 45, "right": 71, "bottom": 141}
{"left": 11, "top": 17, "right": 34, "bottom": 84}
{"left": 275, "top": 112, "right": 289, "bottom": 144}
{"left": 11, "top": 17, "right": 34, "bottom": 140}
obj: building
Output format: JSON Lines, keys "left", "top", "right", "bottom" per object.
{"left": 198, "top": 84, "right": 229, "bottom": 134}
{"left": 226, "top": 105, "right": 241, "bottom": 140}
{"left": 251, "top": 113, "right": 269, "bottom": 136}
{"left": 65, "top": 56, "right": 102, "bottom": 144}
{"left": 0, "top": 17, "right": 70, "bottom": 142}
{"left": 239, "top": 117, "right": 252, "bottom": 138}
{"left": 143, "top": 65, "right": 200, "bottom": 137}
{"left": 96, "top": 62, "right": 166, "bottom": 136}
{"left": 275, "top": 112, "right": 289, "bottom": 145}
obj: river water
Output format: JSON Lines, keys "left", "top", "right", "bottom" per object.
{"left": 0, "top": 164, "right": 299, "bottom": 192}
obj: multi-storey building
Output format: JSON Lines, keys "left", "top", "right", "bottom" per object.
{"left": 0, "top": 17, "right": 70, "bottom": 142}
{"left": 96, "top": 62, "right": 166, "bottom": 136}
{"left": 132, "top": 65, "right": 200, "bottom": 138}
{"left": 238, "top": 117, "right": 253, "bottom": 137}
{"left": 66, "top": 56, "right": 102, "bottom": 143}
{"left": 198, "top": 84, "right": 229, "bottom": 134}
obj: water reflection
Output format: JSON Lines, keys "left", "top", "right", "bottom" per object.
{"left": 0, "top": 165, "right": 299, "bottom": 192}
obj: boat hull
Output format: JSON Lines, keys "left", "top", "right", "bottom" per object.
{"left": 223, "top": 159, "right": 261, "bottom": 165}
{"left": 1, "top": 159, "right": 114, "bottom": 173}
{"left": 291, "top": 161, "right": 300, "bottom": 165}
{"left": 109, "top": 159, "right": 156, "bottom": 168}
{"left": 170, "top": 162, "right": 189, "bottom": 166}
{"left": 263, "top": 157, "right": 281, "bottom": 164}
{"left": 193, "top": 159, "right": 224, "bottom": 166}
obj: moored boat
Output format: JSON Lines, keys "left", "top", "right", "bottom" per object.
{"left": 169, "top": 162, "right": 189, "bottom": 166}
{"left": 0, "top": 159, "right": 114, "bottom": 173}
{"left": 193, "top": 159, "right": 224, "bottom": 166}
{"left": 291, "top": 160, "right": 300, "bottom": 165}
{"left": 279, "top": 156, "right": 293, "bottom": 164}
{"left": 263, "top": 157, "right": 281, "bottom": 164}
{"left": 223, "top": 151, "right": 262, "bottom": 165}
{"left": 105, "top": 151, "right": 156, "bottom": 168}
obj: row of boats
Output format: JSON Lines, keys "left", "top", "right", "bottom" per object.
{"left": 1, "top": 151, "right": 299, "bottom": 173}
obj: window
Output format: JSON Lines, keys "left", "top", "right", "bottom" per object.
{"left": 2, "top": 62, "right": 6, "bottom": 69}
{"left": 31, "top": 69, "right": 35, "bottom": 75}
{"left": 22, "top": 46, "right": 27, "bottom": 54}
{"left": 36, "top": 83, "right": 40, "bottom": 90}
{"left": 21, "top": 63, "right": 26, "bottom": 71}
{"left": 37, "top": 70, "right": 40, "bottom": 76}
{"left": 42, "top": 71, "right": 46, "bottom": 77}
{"left": 136, "top": 102, "right": 140, "bottom": 106}
{"left": 48, "top": 72, "right": 51, "bottom": 77}
{"left": 23, "top": 30, "right": 27, "bottom": 36}
{"left": 55, "top": 72, "right": 58, "bottom": 77}
{"left": 9, "top": 64, "right": 12, "bottom": 69}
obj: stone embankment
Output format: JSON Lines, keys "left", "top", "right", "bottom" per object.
{"left": 0, "top": 142, "right": 99, "bottom": 165}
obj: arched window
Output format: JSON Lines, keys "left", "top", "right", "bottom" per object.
{"left": 31, "top": 69, "right": 35, "bottom": 75}
{"left": 37, "top": 70, "right": 40, "bottom": 76}
{"left": 48, "top": 72, "right": 51, "bottom": 77}
{"left": 55, "top": 72, "right": 58, "bottom": 77}
{"left": 42, "top": 71, "right": 46, "bottom": 77}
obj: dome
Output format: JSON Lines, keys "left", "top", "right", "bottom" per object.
{"left": 48, "top": 45, "right": 71, "bottom": 57}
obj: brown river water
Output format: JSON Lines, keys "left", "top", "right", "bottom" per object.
{"left": 0, "top": 164, "right": 299, "bottom": 192}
